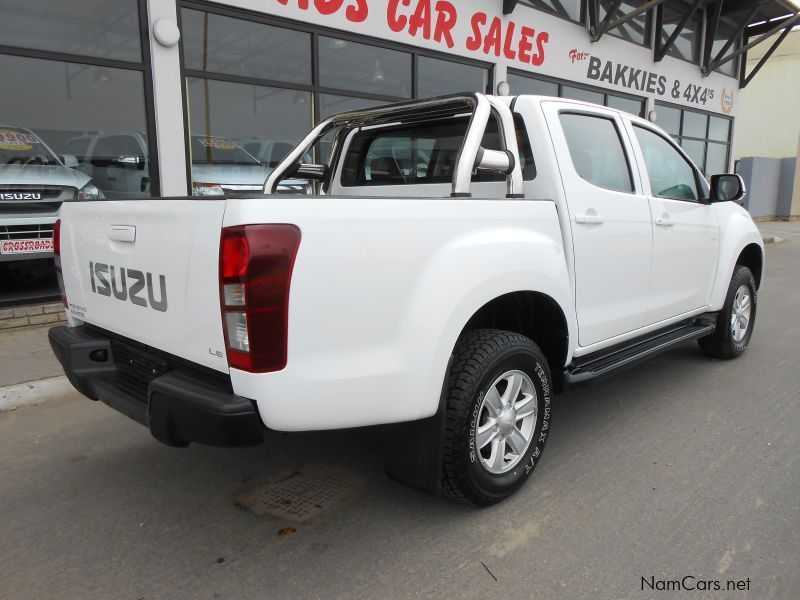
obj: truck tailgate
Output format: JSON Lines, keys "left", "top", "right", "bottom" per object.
{"left": 58, "top": 199, "right": 229, "bottom": 373}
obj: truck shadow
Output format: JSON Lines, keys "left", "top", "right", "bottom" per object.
{"left": 50, "top": 343, "right": 720, "bottom": 533}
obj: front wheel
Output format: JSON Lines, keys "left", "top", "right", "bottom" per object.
{"left": 699, "top": 265, "right": 757, "bottom": 359}
{"left": 441, "top": 329, "right": 553, "bottom": 506}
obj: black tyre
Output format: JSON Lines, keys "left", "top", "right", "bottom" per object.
{"left": 441, "top": 329, "right": 552, "bottom": 506}
{"left": 699, "top": 265, "right": 757, "bottom": 359}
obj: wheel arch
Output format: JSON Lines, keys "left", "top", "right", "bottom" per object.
{"left": 736, "top": 243, "right": 764, "bottom": 289}
{"left": 709, "top": 205, "right": 764, "bottom": 310}
{"left": 458, "top": 291, "right": 570, "bottom": 388}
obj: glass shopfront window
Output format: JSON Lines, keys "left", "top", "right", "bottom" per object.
{"left": 0, "top": 0, "right": 142, "bottom": 62}
{"left": 181, "top": 9, "right": 311, "bottom": 84}
{"left": 0, "top": 0, "right": 155, "bottom": 301}
{"left": 319, "top": 37, "right": 412, "bottom": 99}
{"left": 562, "top": 85, "right": 605, "bottom": 105}
{"left": 508, "top": 71, "right": 646, "bottom": 116}
{"left": 180, "top": 5, "right": 490, "bottom": 194}
{"left": 655, "top": 101, "right": 733, "bottom": 176}
{"left": 185, "top": 77, "right": 312, "bottom": 189}
{"left": 418, "top": 56, "right": 489, "bottom": 98}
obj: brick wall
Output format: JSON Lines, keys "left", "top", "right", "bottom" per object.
{"left": 0, "top": 302, "right": 67, "bottom": 330}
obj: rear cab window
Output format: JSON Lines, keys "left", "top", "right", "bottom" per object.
{"left": 340, "top": 114, "right": 536, "bottom": 187}
{"left": 558, "top": 112, "right": 634, "bottom": 194}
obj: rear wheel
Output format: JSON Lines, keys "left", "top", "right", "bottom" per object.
{"left": 699, "top": 265, "right": 757, "bottom": 359}
{"left": 441, "top": 329, "right": 552, "bottom": 506}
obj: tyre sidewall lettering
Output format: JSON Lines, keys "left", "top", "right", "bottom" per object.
{"left": 726, "top": 269, "right": 757, "bottom": 354}
{"left": 466, "top": 350, "right": 552, "bottom": 497}
{"left": 468, "top": 390, "right": 485, "bottom": 464}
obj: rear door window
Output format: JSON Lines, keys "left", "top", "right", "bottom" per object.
{"left": 558, "top": 112, "right": 633, "bottom": 193}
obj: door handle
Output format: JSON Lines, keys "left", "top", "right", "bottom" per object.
{"left": 655, "top": 215, "right": 674, "bottom": 227}
{"left": 109, "top": 225, "right": 136, "bottom": 243}
{"left": 575, "top": 213, "right": 604, "bottom": 224}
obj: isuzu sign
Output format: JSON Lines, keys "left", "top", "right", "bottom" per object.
{"left": 89, "top": 261, "right": 168, "bottom": 312}
{"left": 0, "top": 192, "right": 43, "bottom": 200}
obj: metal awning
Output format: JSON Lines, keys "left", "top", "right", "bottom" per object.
{"left": 581, "top": 0, "right": 800, "bottom": 87}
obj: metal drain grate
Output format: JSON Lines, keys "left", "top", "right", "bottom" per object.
{"left": 234, "top": 466, "right": 359, "bottom": 523}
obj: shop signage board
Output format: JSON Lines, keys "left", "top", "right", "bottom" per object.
{"left": 232, "top": 0, "right": 738, "bottom": 115}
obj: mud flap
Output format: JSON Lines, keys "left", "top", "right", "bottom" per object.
{"left": 382, "top": 357, "right": 451, "bottom": 496}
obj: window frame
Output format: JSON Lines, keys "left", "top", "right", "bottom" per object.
{"left": 557, "top": 109, "right": 637, "bottom": 196}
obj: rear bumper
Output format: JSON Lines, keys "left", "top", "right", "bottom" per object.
{"left": 48, "top": 324, "right": 265, "bottom": 447}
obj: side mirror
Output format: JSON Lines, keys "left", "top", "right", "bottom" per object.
{"left": 709, "top": 173, "right": 745, "bottom": 203}
{"left": 60, "top": 154, "right": 79, "bottom": 168}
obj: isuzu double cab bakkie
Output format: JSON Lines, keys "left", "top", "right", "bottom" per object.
{"left": 49, "top": 94, "right": 763, "bottom": 505}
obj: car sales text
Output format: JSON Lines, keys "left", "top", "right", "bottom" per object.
{"left": 275, "top": 0, "right": 550, "bottom": 67}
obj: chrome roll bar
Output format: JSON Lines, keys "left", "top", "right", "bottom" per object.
{"left": 264, "top": 93, "right": 523, "bottom": 198}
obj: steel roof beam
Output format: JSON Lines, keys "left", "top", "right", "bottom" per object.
{"left": 709, "top": 9, "right": 800, "bottom": 71}
{"left": 740, "top": 18, "right": 795, "bottom": 87}
{"left": 654, "top": 0, "right": 704, "bottom": 62}
{"left": 590, "top": 0, "right": 666, "bottom": 42}
{"left": 702, "top": 3, "right": 761, "bottom": 74}
{"left": 703, "top": 1, "right": 725, "bottom": 71}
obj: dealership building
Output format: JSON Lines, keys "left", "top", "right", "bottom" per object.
{"left": 1, "top": 0, "right": 798, "bottom": 312}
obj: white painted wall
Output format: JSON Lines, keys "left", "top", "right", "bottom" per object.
{"left": 733, "top": 29, "right": 800, "bottom": 160}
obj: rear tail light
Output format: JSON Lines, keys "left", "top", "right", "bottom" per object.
{"left": 219, "top": 225, "right": 301, "bottom": 373}
{"left": 54, "top": 218, "right": 67, "bottom": 309}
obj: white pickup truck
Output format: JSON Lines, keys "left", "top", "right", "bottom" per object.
{"left": 49, "top": 94, "right": 763, "bottom": 505}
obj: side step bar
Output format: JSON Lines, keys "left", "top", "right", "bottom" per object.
{"left": 563, "top": 319, "right": 716, "bottom": 390}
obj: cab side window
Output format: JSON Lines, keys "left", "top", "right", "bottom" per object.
{"left": 558, "top": 113, "right": 633, "bottom": 193}
{"left": 633, "top": 125, "right": 700, "bottom": 201}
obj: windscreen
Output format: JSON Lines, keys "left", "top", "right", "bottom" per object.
{"left": 0, "top": 127, "right": 61, "bottom": 166}
{"left": 191, "top": 136, "right": 261, "bottom": 165}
